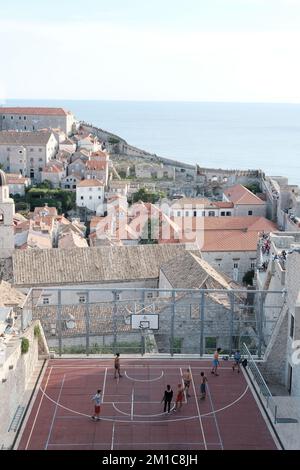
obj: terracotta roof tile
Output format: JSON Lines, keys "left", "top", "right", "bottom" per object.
{"left": 1, "top": 107, "right": 68, "bottom": 116}
{"left": 223, "top": 184, "right": 265, "bottom": 205}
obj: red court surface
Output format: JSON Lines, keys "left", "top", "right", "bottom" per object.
{"left": 18, "top": 359, "right": 278, "bottom": 451}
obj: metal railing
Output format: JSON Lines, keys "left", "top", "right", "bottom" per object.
{"left": 241, "top": 342, "right": 278, "bottom": 423}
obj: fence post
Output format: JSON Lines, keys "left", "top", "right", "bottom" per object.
{"left": 229, "top": 291, "right": 235, "bottom": 356}
{"left": 57, "top": 289, "right": 62, "bottom": 357}
{"left": 258, "top": 292, "right": 264, "bottom": 359}
{"left": 200, "top": 291, "right": 205, "bottom": 356}
{"left": 112, "top": 291, "right": 118, "bottom": 354}
{"left": 85, "top": 290, "right": 90, "bottom": 356}
{"left": 170, "top": 290, "right": 176, "bottom": 356}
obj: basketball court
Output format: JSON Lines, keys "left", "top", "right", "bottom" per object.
{"left": 17, "top": 357, "right": 279, "bottom": 450}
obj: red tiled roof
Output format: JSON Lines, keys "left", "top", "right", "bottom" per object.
{"left": 214, "top": 201, "right": 234, "bottom": 209}
{"left": 223, "top": 184, "right": 265, "bottom": 205}
{"left": 201, "top": 230, "right": 261, "bottom": 252}
{"left": 1, "top": 107, "right": 68, "bottom": 116}
{"left": 78, "top": 179, "right": 104, "bottom": 187}
{"left": 171, "top": 216, "right": 276, "bottom": 232}
{"left": 86, "top": 160, "right": 107, "bottom": 170}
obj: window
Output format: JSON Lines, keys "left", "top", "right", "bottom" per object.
{"left": 79, "top": 295, "right": 86, "bottom": 304}
{"left": 193, "top": 211, "right": 197, "bottom": 217}
{"left": 98, "top": 196, "right": 101, "bottom": 199}
{"left": 18, "top": 150, "right": 23, "bottom": 154}
{"left": 226, "top": 211, "right": 231, "bottom": 216}
{"left": 208, "top": 211, "right": 215, "bottom": 217}
{"left": 24, "top": 126, "right": 26, "bottom": 130}
{"left": 0, "top": 212, "right": 4, "bottom": 224}
{"left": 39, "top": 148, "right": 42, "bottom": 152}
{"left": 72, "top": 185, "right": 76, "bottom": 189}
{"left": 30, "top": 169, "right": 34, "bottom": 178}
{"left": 290, "top": 314, "right": 295, "bottom": 339}
{"left": 233, "top": 263, "right": 239, "bottom": 269}
{"left": 24, "top": 116, "right": 26, "bottom": 120}
{"left": 177, "top": 211, "right": 181, "bottom": 217}
{"left": 115, "top": 293, "right": 121, "bottom": 301}
{"left": 30, "top": 158, "right": 34, "bottom": 162}
{"left": 147, "top": 292, "right": 153, "bottom": 299}
{"left": 251, "top": 262, "right": 256, "bottom": 269}
{"left": 39, "top": 158, "right": 43, "bottom": 162}
{"left": 80, "top": 196, "right": 84, "bottom": 200}
{"left": 19, "top": 116, "right": 22, "bottom": 120}
{"left": 2, "top": 116, "right": 5, "bottom": 119}
{"left": 221, "top": 211, "right": 225, "bottom": 216}
{"left": 42, "top": 297, "right": 50, "bottom": 305}
{"left": 89, "top": 188, "right": 92, "bottom": 191}
{"left": 7, "top": 147, "right": 10, "bottom": 151}
{"left": 30, "top": 148, "right": 34, "bottom": 152}
{"left": 39, "top": 167, "right": 43, "bottom": 172}
{"left": 202, "top": 211, "right": 205, "bottom": 216}
{"left": 248, "top": 210, "right": 253, "bottom": 216}
{"left": 89, "top": 196, "right": 92, "bottom": 200}
{"left": 11, "top": 116, "right": 14, "bottom": 120}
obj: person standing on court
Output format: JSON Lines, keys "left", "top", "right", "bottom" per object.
{"left": 174, "top": 383, "right": 184, "bottom": 411}
{"left": 211, "top": 348, "right": 222, "bottom": 376}
{"left": 232, "top": 350, "right": 241, "bottom": 373}
{"left": 91, "top": 389, "right": 102, "bottom": 421}
{"left": 200, "top": 372, "right": 208, "bottom": 399}
{"left": 161, "top": 384, "right": 173, "bottom": 413}
{"left": 182, "top": 368, "right": 192, "bottom": 398}
{"left": 114, "top": 352, "right": 122, "bottom": 379}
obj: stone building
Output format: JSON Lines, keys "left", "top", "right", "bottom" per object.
{"left": 0, "top": 107, "right": 76, "bottom": 136}
{"left": 76, "top": 179, "right": 105, "bottom": 214}
{"left": 223, "top": 184, "right": 267, "bottom": 217}
{"left": 0, "top": 131, "right": 58, "bottom": 183}
{"left": 0, "top": 170, "right": 15, "bottom": 259}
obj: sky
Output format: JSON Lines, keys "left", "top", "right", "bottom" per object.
{"left": 1, "top": 0, "right": 300, "bottom": 102}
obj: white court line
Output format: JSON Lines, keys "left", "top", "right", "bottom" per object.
{"left": 111, "top": 422, "right": 115, "bottom": 450}
{"left": 50, "top": 365, "right": 234, "bottom": 370}
{"left": 48, "top": 441, "right": 222, "bottom": 447}
{"left": 180, "top": 367, "right": 188, "bottom": 404}
{"left": 125, "top": 370, "right": 164, "bottom": 382}
{"left": 25, "top": 366, "right": 53, "bottom": 450}
{"left": 38, "top": 383, "right": 249, "bottom": 424}
{"left": 207, "top": 383, "right": 224, "bottom": 451}
{"left": 190, "top": 365, "right": 207, "bottom": 451}
{"left": 113, "top": 402, "right": 175, "bottom": 418}
{"left": 102, "top": 368, "right": 107, "bottom": 403}
{"left": 131, "top": 388, "right": 134, "bottom": 421}
{"left": 45, "top": 374, "right": 66, "bottom": 450}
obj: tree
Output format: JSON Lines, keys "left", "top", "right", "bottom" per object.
{"left": 132, "top": 188, "right": 166, "bottom": 204}
{"left": 139, "top": 218, "right": 159, "bottom": 244}
{"left": 245, "top": 183, "right": 261, "bottom": 195}
{"left": 243, "top": 270, "right": 255, "bottom": 286}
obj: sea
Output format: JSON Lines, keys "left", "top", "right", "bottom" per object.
{"left": 4, "top": 99, "right": 300, "bottom": 185}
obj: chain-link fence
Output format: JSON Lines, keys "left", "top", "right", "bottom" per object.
{"left": 22, "top": 287, "right": 284, "bottom": 357}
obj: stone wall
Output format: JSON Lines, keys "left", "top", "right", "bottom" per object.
{"left": 0, "top": 320, "right": 48, "bottom": 448}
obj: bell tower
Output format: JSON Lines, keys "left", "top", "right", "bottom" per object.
{"left": 0, "top": 170, "right": 15, "bottom": 259}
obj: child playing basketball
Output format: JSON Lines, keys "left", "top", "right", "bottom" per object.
{"left": 200, "top": 372, "right": 207, "bottom": 399}
{"left": 91, "top": 389, "right": 102, "bottom": 421}
{"left": 114, "top": 353, "right": 122, "bottom": 379}
{"left": 174, "top": 384, "right": 184, "bottom": 411}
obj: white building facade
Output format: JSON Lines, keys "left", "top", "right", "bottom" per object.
{"left": 76, "top": 179, "right": 105, "bottom": 214}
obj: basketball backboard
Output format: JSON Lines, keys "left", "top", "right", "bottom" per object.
{"left": 131, "top": 314, "right": 159, "bottom": 330}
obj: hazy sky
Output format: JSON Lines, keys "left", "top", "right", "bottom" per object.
{"left": 1, "top": 0, "right": 300, "bottom": 102}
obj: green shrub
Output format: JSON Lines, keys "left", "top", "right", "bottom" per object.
{"left": 21, "top": 337, "right": 29, "bottom": 354}
{"left": 34, "top": 325, "right": 41, "bottom": 338}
